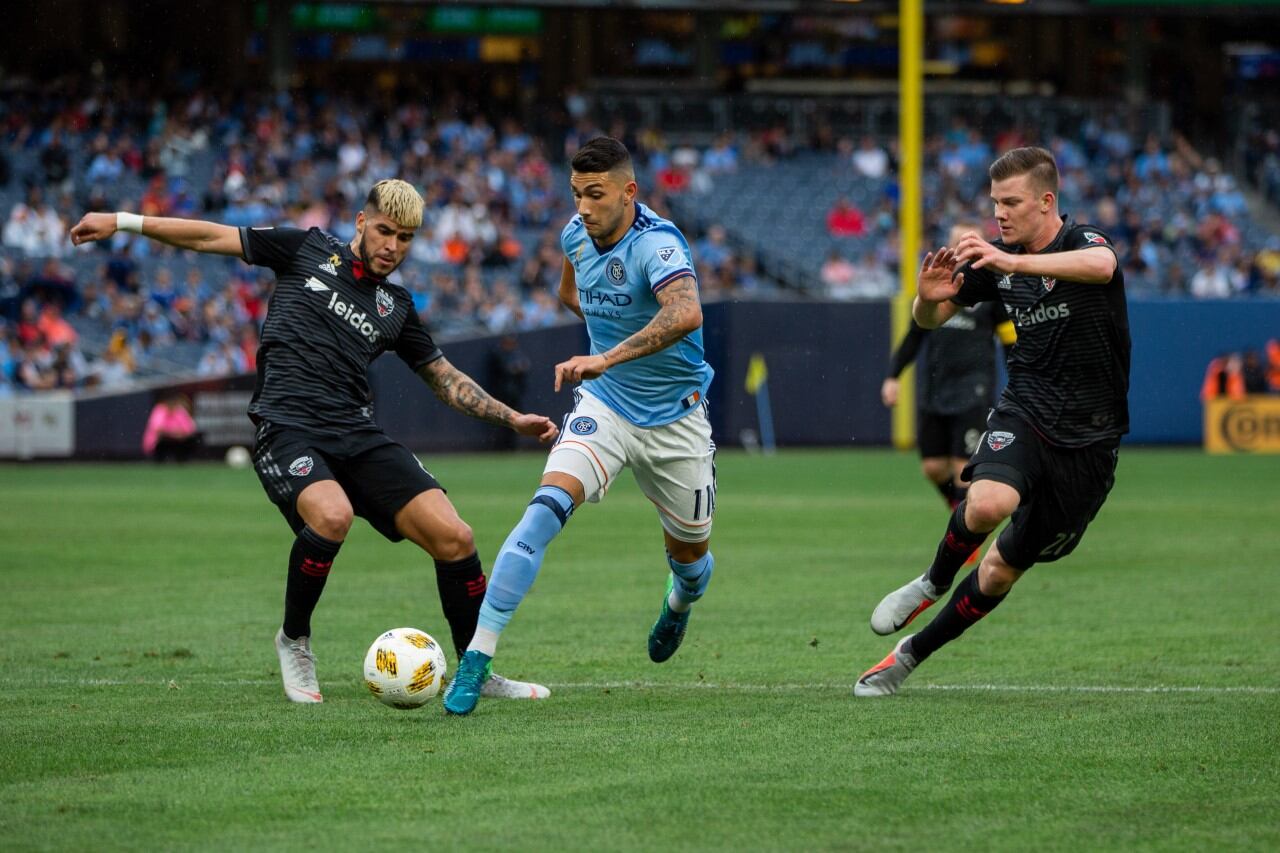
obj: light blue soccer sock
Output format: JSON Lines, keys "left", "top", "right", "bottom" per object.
{"left": 470, "top": 486, "right": 576, "bottom": 656}
{"left": 667, "top": 551, "right": 714, "bottom": 613}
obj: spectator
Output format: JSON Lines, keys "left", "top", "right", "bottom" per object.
{"left": 141, "top": 392, "right": 202, "bottom": 462}
{"left": 694, "top": 225, "right": 733, "bottom": 275}
{"left": 1189, "top": 258, "right": 1233, "bottom": 299}
{"left": 87, "top": 332, "right": 135, "bottom": 388}
{"left": 1240, "top": 350, "right": 1270, "bottom": 394}
{"left": 703, "top": 134, "right": 739, "bottom": 174}
{"left": 36, "top": 303, "right": 77, "bottom": 348}
{"left": 826, "top": 197, "right": 866, "bottom": 238}
{"left": 820, "top": 250, "right": 857, "bottom": 292}
{"left": 852, "top": 136, "right": 890, "bottom": 179}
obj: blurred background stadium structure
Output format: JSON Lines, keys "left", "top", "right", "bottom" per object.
{"left": 2, "top": 0, "right": 1279, "bottom": 453}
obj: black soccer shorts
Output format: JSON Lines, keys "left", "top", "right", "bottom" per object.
{"left": 962, "top": 411, "right": 1119, "bottom": 570}
{"left": 252, "top": 421, "right": 442, "bottom": 541}
{"left": 918, "top": 406, "right": 989, "bottom": 460}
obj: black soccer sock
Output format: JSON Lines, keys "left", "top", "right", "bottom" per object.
{"left": 906, "top": 568, "right": 1007, "bottom": 663}
{"left": 924, "top": 501, "right": 988, "bottom": 591}
{"left": 282, "top": 526, "right": 343, "bottom": 640}
{"left": 434, "top": 552, "right": 487, "bottom": 660}
{"left": 933, "top": 479, "right": 958, "bottom": 508}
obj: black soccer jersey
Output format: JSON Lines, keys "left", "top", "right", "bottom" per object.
{"left": 952, "top": 217, "right": 1130, "bottom": 447}
{"left": 888, "top": 301, "right": 1009, "bottom": 415}
{"left": 239, "top": 226, "right": 443, "bottom": 435}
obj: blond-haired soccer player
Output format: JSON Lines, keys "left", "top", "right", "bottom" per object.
{"left": 71, "top": 180, "right": 560, "bottom": 704}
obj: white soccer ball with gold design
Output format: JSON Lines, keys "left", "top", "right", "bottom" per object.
{"left": 363, "top": 627, "right": 448, "bottom": 709}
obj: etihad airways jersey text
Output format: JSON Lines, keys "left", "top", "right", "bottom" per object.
{"left": 560, "top": 202, "right": 713, "bottom": 428}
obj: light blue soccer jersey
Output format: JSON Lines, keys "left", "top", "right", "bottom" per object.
{"left": 560, "top": 201, "right": 714, "bottom": 427}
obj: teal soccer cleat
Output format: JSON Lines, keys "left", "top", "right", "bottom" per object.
{"left": 647, "top": 575, "right": 691, "bottom": 663}
{"left": 443, "top": 650, "right": 492, "bottom": 715}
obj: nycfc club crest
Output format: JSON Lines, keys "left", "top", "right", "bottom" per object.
{"left": 288, "top": 455, "right": 315, "bottom": 477}
{"left": 569, "top": 416, "right": 598, "bottom": 435}
{"left": 607, "top": 258, "right": 626, "bottom": 285}
{"left": 986, "top": 431, "right": 1016, "bottom": 451}
{"left": 375, "top": 287, "right": 394, "bottom": 318}
{"left": 1042, "top": 276, "right": 1056, "bottom": 292}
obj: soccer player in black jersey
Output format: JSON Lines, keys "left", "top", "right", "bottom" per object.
{"left": 881, "top": 222, "right": 1016, "bottom": 513}
{"left": 70, "top": 180, "right": 560, "bottom": 704}
{"left": 856, "top": 147, "right": 1130, "bottom": 696}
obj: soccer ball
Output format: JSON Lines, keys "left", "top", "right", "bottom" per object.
{"left": 363, "top": 627, "right": 448, "bottom": 709}
{"left": 224, "top": 445, "right": 251, "bottom": 468}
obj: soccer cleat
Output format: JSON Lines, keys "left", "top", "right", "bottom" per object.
{"left": 443, "top": 649, "right": 492, "bottom": 715}
{"left": 648, "top": 575, "right": 690, "bottom": 663}
{"left": 870, "top": 573, "right": 944, "bottom": 636}
{"left": 481, "top": 673, "right": 551, "bottom": 700}
{"left": 854, "top": 634, "right": 919, "bottom": 697}
{"left": 274, "top": 628, "right": 322, "bottom": 704}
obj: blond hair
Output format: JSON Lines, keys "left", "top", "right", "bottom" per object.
{"left": 365, "top": 179, "right": 424, "bottom": 229}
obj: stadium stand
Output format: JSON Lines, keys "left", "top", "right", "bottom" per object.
{"left": 2, "top": 79, "right": 1278, "bottom": 396}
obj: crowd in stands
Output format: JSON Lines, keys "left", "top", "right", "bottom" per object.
{"left": 0, "top": 78, "right": 776, "bottom": 395}
{"left": 2, "top": 75, "right": 1279, "bottom": 396}
{"left": 1201, "top": 339, "right": 1280, "bottom": 400}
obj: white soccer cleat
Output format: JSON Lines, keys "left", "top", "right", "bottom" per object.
{"left": 854, "top": 635, "right": 919, "bottom": 698}
{"left": 870, "top": 573, "right": 943, "bottom": 636}
{"left": 274, "top": 628, "right": 323, "bottom": 704}
{"left": 480, "top": 673, "right": 550, "bottom": 700}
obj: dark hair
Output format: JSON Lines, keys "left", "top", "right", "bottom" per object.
{"left": 989, "top": 146, "right": 1058, "bottom": 194}
{"left": 571, "top": 136, "right": 632, "bottom": 174}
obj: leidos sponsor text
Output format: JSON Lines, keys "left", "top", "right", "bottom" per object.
{"left": 327, "top": 292, "right": 381, "bottom": 343}
{"left": 1013, "top": 302, "right": 1070, "bottom": 328}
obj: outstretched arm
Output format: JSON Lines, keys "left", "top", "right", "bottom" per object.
{"left": 69, "top": 212, "right": 244, "bottom": 257}
{"left": 554, "top": 275, "right": 702, "bottom": 391}
{"left": 418, "top": 356, "right": 558, "bottom": 441}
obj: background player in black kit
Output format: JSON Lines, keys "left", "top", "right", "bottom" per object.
{"left": 881, "top": 221, "right": 1016, "bottom": 512}
{"left": 856, "top": 147, "right": 1130, "bottom": 696}
{"left": 70, "top": 180, "right": 559, "bottom": 704}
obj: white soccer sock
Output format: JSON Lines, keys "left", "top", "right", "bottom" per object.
{"left": 468, "top": 627, "right": 500, "bottom": 657}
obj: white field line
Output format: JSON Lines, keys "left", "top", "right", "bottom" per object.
{"left": 2, "top": 677, "right": 1277, "bottom": 695}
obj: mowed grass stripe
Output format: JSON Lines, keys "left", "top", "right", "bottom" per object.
{"left": 2, "top": 449, "right": 1278, "bottom": 852}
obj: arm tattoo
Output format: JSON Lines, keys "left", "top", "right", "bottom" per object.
{"left": 418, "top": 357, "right": 514, "bottom": 429}
{"left": 603, "top": 277, "right": 701, "bottom": 367}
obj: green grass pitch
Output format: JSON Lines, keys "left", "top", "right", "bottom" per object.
{"left": 2, "top": 448, "right": 1278, "bottom": 851}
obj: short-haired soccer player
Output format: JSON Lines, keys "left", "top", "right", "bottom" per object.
{"left": 444, "top": 137, "right": 717, "bottom": 715}
{"left": 856, "top": 147, "right": 1130, "bottom": 696}
{"left": 70, "top": 180, "right": 559, "bottom": 704}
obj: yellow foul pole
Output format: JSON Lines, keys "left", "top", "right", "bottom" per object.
{"left": 894, "top": 0, "right": 923, "bottom": 450}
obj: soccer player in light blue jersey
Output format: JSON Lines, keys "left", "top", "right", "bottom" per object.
{"left": 445, "top": 137, "right": 717, "bottom": 714}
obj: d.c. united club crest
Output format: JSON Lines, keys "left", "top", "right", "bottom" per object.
{"left": 288, "top": 455, "right": 315, "bottom": 477}
{"left": 987, "top": 431, "right": 1016, "bottom": 451}
{"left": 375, "top": 287, "right": 394, "bottom": 318}
{"left": 1042, "top": 276, "right": 1056, "bottom": 292}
